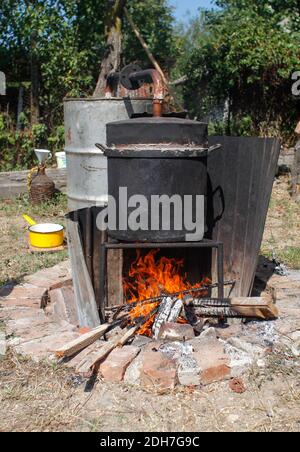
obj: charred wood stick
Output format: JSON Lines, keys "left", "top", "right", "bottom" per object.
{"left": 108, "top": 281, "right": 235, "bottom": 313}
{"left": 168, "top": 299, "right": 183, "bottom": 322}
{"left": 189, "top": 295, "right": 278, "bottom": 320}
{"left": 152, "top": 297, "right": 175, "bottom": 339}
{"left": 191, "top": 307, "right": 244, "bottom": 319}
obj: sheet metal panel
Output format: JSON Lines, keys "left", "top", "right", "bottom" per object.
{"left": 208, "top": 136, "right": 281, "bottom": 297}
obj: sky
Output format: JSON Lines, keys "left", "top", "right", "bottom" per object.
{"left": 169, "top": 0, "right": 215, "bottom": 21}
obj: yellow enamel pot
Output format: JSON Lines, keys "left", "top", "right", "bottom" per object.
{"left": 23, "top": 215, "right": 64, "bottom": 248}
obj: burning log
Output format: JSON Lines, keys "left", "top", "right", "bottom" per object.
{"left": 168, "top": 299, "right": 183, "bottom": 322}
{"left": 152, "top": 297, "right": 175, "bottom": 339}
{"left": 185, "top": 295, "right": 278, "bottom": 320}
{"left": 107, "top": 280, "right": 235, "bottom": 315}
{"left": 152, "top": 297, "right": 184, "bottom": 339}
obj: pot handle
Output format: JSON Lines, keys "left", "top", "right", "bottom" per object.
{"left": 207, "top": 143, "right": 222, "bottom": 154}
{"left": 213, "top": 186, "right": 225, "bottom": 224}
{"left": 95, "top": 143, "right": 106, "bottom": 154}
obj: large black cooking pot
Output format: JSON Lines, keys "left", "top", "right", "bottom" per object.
{"left": 100, "top": 117, "right": 219, "bottom": 242}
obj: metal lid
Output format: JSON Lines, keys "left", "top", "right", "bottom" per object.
{"left": 106, "top": 117, "right": 208, "bottom": 148}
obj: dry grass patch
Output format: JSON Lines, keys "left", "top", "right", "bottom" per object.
{"left": 262, "top": 176, "right": 300, "bottom": 269}
{"left": 0, "top": 350, "right": 85, "bottom": 432}
{"left": 0, "top": 194, "right": 68, "bottom": 286}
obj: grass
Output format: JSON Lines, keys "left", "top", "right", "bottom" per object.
{"left": 0, "top": 193, "right": 68, "bottom": 287}
{"left": 0, "top": 351, "right": 83, "bottom": 432}
{"left": 0, "top": 348, "right": 299, "bottom": 432}
{"left": 262, "top": 246, "right": 300, "bottom": 270}
{"left": 262, "top": 176, "right": 300, "bottom": 269}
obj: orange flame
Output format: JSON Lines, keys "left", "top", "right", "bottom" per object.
{"left": 123, "top": 250, "right": 210, "bottom": 336}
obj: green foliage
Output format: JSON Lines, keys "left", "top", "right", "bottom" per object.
{"left": 0, "top": 113, "right": 65, "bottom": 171}
{"left": 179, "top": 0, "right": 300, "bottom": 142}
{"left": 123, "top": 0, "right": 178, "bottom": 69}
{"left": 0, "top": 0, "right": 178, "bottom": 170}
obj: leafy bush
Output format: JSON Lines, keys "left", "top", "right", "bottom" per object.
{"left": 179, "top": 1, "right": 300, "bottom": 143}
{"left": 0, "top": 114, "right": 65, "bottom": 171}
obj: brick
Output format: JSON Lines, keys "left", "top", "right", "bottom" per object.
{"left": 215, "top": 324, "right": 243, "bottom": 340}
{"left": 0, "top": 307, "right": 43, "bottom": 321}
{"left": 99, "top": 346, "right": 140, "bottom": 382}
{"left": 49, "top": 286, "right": 78, "bottom": 326}
{"left": 200, "top": 327, "right": 217, "bottom": 339}
{"left": 158, "top": 322, "right": 195, "bottom": 341}
{"left": 190, "top": 338, "right": 231, "bottom": 385}
{"left": 124, "top": 341, "right": 175, "bottom": 389}
{"left": 124, "top": 351, "right": 144, "bottom": 386}
{"left": 140, "top": 349, "right": 178, "bottom": 391}
{"left": 0, "top": 286, "right": 45, "bottom": 301}
{"left": 131, "top": 335, "right": 153, "bottom": 348}
{"left": 24, "top": 262, "right": 71, "bottom": 289}
{"left": 0, "top": 297, "right": 41, "bottom": 309}
{"left": 7, "top": 319, "right": 76, "bottom": 343}
{"left": 13, "top": 331, "right": 80, "bottom": 361}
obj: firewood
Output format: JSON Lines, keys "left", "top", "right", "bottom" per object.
{"left": 168, "top": 299, "right": 183, "bottom": 322}
{"left": 229, "top": 295, "right": 278, "bottom": 320}
{"left": 55, "top": 323, "right": 111, "bottom": 358}
{"left": 188, "top": 294, "right": 278, "bottom": 320}
{"left": 152, "top": 297, "right": 175, "bottom": 339}
{"left": 65, "top": 341, "right": 103, "bottom": 369}
{"left": 76, "top": 325, "right": 139, "bottom": 376}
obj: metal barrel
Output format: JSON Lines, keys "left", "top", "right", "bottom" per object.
{"left": 64, "top": 97, "right": 152, "bottom": 211}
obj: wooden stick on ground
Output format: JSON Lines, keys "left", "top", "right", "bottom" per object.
{"left": 76, "top": 306, "right": 160, "bottom": 375}
{"left": 76, "top": 325, "right": 139, "bottom": 376}
{"left": 55, "top": 323, "right": 111, "bottom": 358}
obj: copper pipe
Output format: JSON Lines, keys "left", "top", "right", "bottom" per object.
{"left": 153, "top": 100, "right": 163, "bottom": 117}
{"left": 105, "top": 67, "right": 165, "bottom": 115}
{"left": 129, "top": 69, "right": 165, "bottom": 117}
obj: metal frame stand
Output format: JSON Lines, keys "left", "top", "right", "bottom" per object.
{"left": 99, "top": 239, "right": 224, "bottom": 321}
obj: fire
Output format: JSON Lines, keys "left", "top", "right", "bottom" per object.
{"left": 123, "top": 250, "right": 210, "bottom": 336}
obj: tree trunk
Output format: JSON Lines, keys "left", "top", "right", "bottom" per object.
{"left": 30, "top": 30, "right": 40, "bottom": 125}
{"left": 93, "top": 0, "right": 127, "bottom": 97}
{"left": 17, "top": 86, "right": 24, "bottom": 130}
{"left": 292, "top": 138, "right": 300, "bottom": 200}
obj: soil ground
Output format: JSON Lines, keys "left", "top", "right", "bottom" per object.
{"left": 0, "top": 348, "right": 299, "bottom": 432}
{"left": 0, "top": 176, "right": 300, "bottom": 432}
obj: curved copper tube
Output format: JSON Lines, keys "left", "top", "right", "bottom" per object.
{"left": 129, "top": 69, "right": 164, "bottom": 117}
{"left": 105, "top": 68, "right": 165, "bottom": 116}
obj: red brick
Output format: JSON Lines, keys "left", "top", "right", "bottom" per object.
{"left": 140, "top": 349, "right": 178, "bottom": 391}
{"left": 13, "top": 331, "right": 80, "bottom": 361}
{"left": 99, "top": 346, "right": 140, "bottom": 382}
{"left": 191, "top": 338, "right": 231, "bottom": 385}
{"left": 0, "top": 286, "right": 45, "bottom": 300}
{"left": 0, "top": 307, "right": 43, "bottom": 321}
{"left": 0, "top": 297, "right": 41, "bottom": 309}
